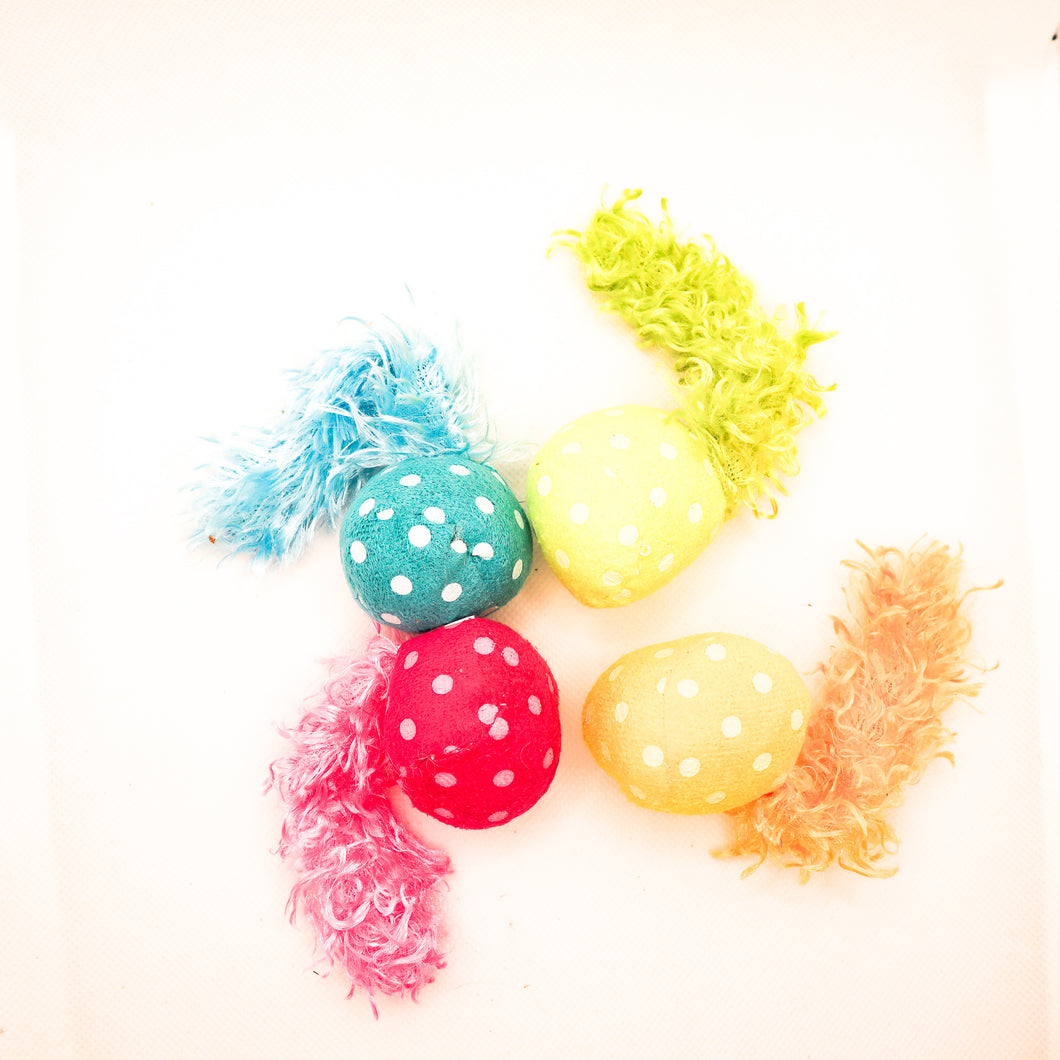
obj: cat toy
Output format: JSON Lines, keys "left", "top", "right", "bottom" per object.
{"left": 528, "top": 189, "right": 834, "bottom": 607}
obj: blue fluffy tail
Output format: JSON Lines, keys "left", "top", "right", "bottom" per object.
{"left": 190, "top": 318, "right": 493, "bottom": 565}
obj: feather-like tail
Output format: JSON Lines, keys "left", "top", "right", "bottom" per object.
{"left": 268, "top": 633, "right": 451, "bottom": 1013}
{"left": 718, "top": 541, "right": 997, "bottom": 881}
{"left": 555, "top": 189, "right": 834, "bottom": 518}
{"left": 191, "top": 317, "right": 494, "bottom": 565}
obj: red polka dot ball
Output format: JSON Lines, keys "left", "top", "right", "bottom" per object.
{"left": 384, "top": 617, "right": 561, "bottom": 829}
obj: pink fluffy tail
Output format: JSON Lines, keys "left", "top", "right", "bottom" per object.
{"left": 720, "top": 541, "right": 996, "bottom": 881}
{"left": 269, "top": 633, "right": 451, "bottom": 1011}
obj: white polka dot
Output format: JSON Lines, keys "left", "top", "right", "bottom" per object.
{"left": 617, "top": 524, "right": 639, "bottom": 546}
{"left": 399, "top": 718, "right": 416, "bottom": 740}
{"left": 656, "top": 677, "right": 667, "bottom": 693}
{"left": 659, "top": 553, "right": 675, "bottom": 572}
{"left": 358, "top": 497, "right": 375, "bottom": 517}
{"left": 380, "top": 613, "right": 401, "bottom": 624}
{"left": 502, "top": 646, "right": 519, "bottom": 667}
{"left": 602, "top": 571, "right": 622, "bottom": 587}
{"left": 435, "top": 772, "right": 457, "bottom": 788}
{"left": 528, "top": 695, "right": 542, "bottom": 715}
{"left": 610, "top": 433, "right": 631, "bottom": 449}
{"left": 476, "top": 496, "right": 495, "bottom": 515}
{"left": 629, "top": 784, "right": 646, "bottom": 800}
{"left": 478, "top": 703, "right": 498, "bottom": 724}
{"left": 537, "top": 475, "right": 552, "bottom": 496}
{"left": 391, "top": 575, "right": 413, "bottom": 595}
{"left": 705, "top": 643, "right": 727, "bottom": 661}
{"left": 542, "top": 747, "right": 555, "bottom": 769}
{"left": 569, "top": 502, "right": 589, "bottom": 524}
{"left": 399, "top": 474, "right": 421, "bottom": 486}
{"left": 489, "top": 717, "right": 509, "bottom": 740}
{"left": 432, "top": 674, "right": 453, "bottom": 694}
{"left": 753, "top": 753, "right": 773, "bottom": 772}
{"left": 561, "top": 442, "right": 582, "bottom": 455}
{"left": 441, "top": 582, "right": 462, "bottom": 602}
{"left": 435, "top": 807, "right": 454, "bottom": 819}
{"left": 688, "top": 502, "right": 703, "bottom": 523}
{"left": 474, "top": 637, "right": 495, "bottom": 655}
{"left": 679, "top": 757, "right": 700, "bottom": 778}
{"left": 512, "top": 558, "right": 524, "bottom": 579}
{"left": 472, "top": 542, "right": 494, "bottom": 559}
{"left": 659, "top": 442, "right": 678, "bottom": 460}
{"left": 555, "top": 549, "right": 570, "bottom": 569}
{"left": 753, "top": 673, "right": 774, "bottom": 694}
{"left": 377, "top": 508, "right": 394, "bottom": 520}
{"left": 603, "top": 466, "right": 618, "bottom": 478}
{"left": 677, "top": 679, "right": 699, "bottom": 698}
{"left": 654, "top": 648, "right": 674, "bottom": 659}
{"left": 408, "top": 525, "right": 431, "bottom": 548}
{"left": 791, "top": 709, "right": 805, "bottom": 730}
{"left": 706, "top": 791, "right": 726, "bottom": 804}
{"left": 722, "top": 716, "right": 742, "bottom": 738}
{"left": 424, "top": 507, "right": 445, "bottom": 523}
{"left": 604, "top": 408, "right": 625, "bottom": 417}
{"left": 444, "top": 745, "right": 459, "bottom": 754}
{"left": 493, "top": 769, "right": 514, "bottom": 787}
{"left": 349, "top": 541, "right": 367, "bottom": 563}
{"left": 403, "top": 651, "right": 418, "bottom": 669}
{"left": 608, "top": 665, "right": 623, "bottom": 681}
{"left": 643, "top": 745, "right": 664, "bottom": 767}
{"left": 649, "top": 487, "right": 667, "bottom": 507}
{"left": 487, "top": 810, "right": 508, "bottom": 823}
{"left": 449, "top": 465, "right": 471, "bottom": 476}
{"left": 514, "top": 509, "right": 525, "bottom": 529}
{"left": 614, "top": 701, "right": 629, "bottom": 723}
{"left": 451, "top": 539, "right": 467, "bottom": 553}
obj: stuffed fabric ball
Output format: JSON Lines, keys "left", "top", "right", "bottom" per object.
{"left": 384, "top": 617, "right": 561, "bottom": 829}
{"left": 583, "top": 633, "right": 810, "bottom": 814}
{"left": 341, "top": 456, "right": 533, "bottom": 632}
{"left": 527, "top": 406, "right": 725, "bottom": 607}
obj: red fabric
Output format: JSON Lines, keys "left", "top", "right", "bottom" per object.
{"left": 384, "top": 617, "right": 561, "bottom": 829}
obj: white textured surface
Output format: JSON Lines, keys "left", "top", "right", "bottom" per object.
{"left": 2, "top": 2, "right": 1056, "bottom": 1056}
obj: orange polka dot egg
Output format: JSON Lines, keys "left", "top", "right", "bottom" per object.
{"left": 583, "top": 633, "right": 810, "bottom": 814}
{"left": 526, "top": 405, "right": 725, "bottom": 607}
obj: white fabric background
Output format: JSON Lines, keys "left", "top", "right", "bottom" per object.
{"left": 2, "top": 2, "right": 1057, "bottom": 1056}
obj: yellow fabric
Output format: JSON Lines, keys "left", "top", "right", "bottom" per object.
{"left": 583, "top": 633, "right": 810, "bottom": 814}
{"left": 526, "top": 406, "right": 725, "bottom": 607}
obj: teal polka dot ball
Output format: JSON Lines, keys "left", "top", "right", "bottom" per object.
{"left": 340, "top": 456, "right": 534, "bottom": 632}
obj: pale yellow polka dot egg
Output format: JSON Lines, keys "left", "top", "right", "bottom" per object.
{"left": 526, "top": 406, "right": 725, "bottom": 607}
{"left": 583, "top": 633, "right": 811, "bottom": 814}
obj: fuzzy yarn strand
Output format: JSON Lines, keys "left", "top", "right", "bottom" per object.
{"left": 556, "top": 189, "right": 834, "bottom": 518}
{"left": 718, "top": 541, "right": 996, "bottom": 880}
{"left": 191, "top": 318, "right": 494, "bottom": 565}
{"left": 268, "top": 634, "right": 451, "bottom": 1012}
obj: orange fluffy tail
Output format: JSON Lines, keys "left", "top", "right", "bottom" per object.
{"left": 719, "top": 541, "right": 998, "bottom": 881}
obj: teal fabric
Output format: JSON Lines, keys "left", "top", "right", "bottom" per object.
{"left": 340, "top": 456, "right": 533, "bottom": 632}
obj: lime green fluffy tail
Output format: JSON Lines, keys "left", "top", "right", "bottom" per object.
{"left": 556, "top": 189, "right": 834, "bottom": 517}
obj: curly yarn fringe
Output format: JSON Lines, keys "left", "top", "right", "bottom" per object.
{"left": 556, "top": 189, "right": 834, "bottom": 517}
{"left": 191, "top": 317, "right": 495, "bottom": 565}
{"left": 718, "top": 541, "right": 996, "bottom": 881}
{"left": 269, "top": 633, "right": 451, "bottom": 1013}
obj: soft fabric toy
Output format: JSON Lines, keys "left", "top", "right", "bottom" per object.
{"left": 269, "top": 617, "right": 561, "bottom": 1012}
{"left": 190, "top": 316, "right": 531, "bottom": 631}
{"left": 529, "top": 190, "right": 834, "bottom": 607}
{"left": 584, "top": 541, "right": 995, "bottom": 879}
